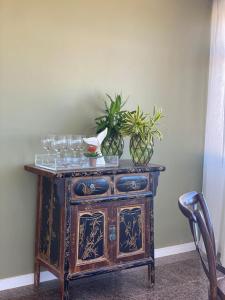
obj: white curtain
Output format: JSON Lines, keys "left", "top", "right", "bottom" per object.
{"left": 203, "top": 0, "right": 225, "bottom": 264}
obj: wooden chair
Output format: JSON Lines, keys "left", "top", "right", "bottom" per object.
{"left": 178, "top": 191, "right": 225, "bottom": 300}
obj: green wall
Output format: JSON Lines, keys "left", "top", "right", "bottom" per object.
{"left": 0, "top": 0, "right": 211, "bottom": 279}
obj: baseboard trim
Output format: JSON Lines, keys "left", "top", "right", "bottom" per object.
{"left": 0, "top": 271, "right": 56, "bottom": 292}
{"left": 155, "top": 242, "right": 195, "bottom": 258}
{"left": 0, "top": 242, "right": 195, "bottom": 292}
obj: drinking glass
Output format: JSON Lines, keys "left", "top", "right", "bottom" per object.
{"left": 68, "top": 135, "right": 86, "bottom": 157}
{"left": 41, "top": 135, "right": 55, "bottom": 154}
{"left": 52, "top": 135, "right": 68, "bottom": 157}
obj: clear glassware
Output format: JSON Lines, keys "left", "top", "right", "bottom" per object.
{"left": 68, "top": 135, "right": 86, "bottom": 157}
{"left": 35, "top": 154, "right": 119, "bottom": 170}
{"left": 41, "top": 135, "right": 55, "bottom": 154}
{"left": 52, "top": 135, "right": 68, "bottom": 157}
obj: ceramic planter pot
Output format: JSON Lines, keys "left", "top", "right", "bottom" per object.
{"left": 89, "top": 157, "right": 97, "bottom": 167}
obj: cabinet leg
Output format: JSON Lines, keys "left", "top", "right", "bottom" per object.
{"left": 34, "top": 261, "right": 40, "bottom": 287}
{"left": 148, "top": 264, "right": 155, "bottom": 287}
{"left": 60, "top": 279, "right": 70, "bottom": 300}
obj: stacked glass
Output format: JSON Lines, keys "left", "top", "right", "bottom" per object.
{"left": 36, "top": 134, "right": 119, "bottom": 170}
{"left": 41, "top": 134, "right": 85, "bottom": 157}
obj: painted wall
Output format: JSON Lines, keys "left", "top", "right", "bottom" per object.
{"left": 0, "top": 0, "right": 211, "bottom": 278}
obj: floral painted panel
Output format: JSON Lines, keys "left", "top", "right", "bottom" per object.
{"left": 119, "top": 207, "right": 143, "bottom": 253}
{"left": 78, "top": 212, "right": 104, "bottom": 261}
{"left": 116, "top": 175, "right": 148, "bottom": 193}
{"left": 74, "top": 178, "right": 109, "bottom": 197}
{"left": 40, "top": 177, "right": 51, "bottom": 259}
{"left": 50, "top": 181, "right": 62, "bottom": 268}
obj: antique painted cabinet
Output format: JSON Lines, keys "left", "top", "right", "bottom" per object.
{"left": 25, "top": 160, "right": 165, "bottom": 300}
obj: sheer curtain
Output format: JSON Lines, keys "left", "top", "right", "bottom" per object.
{"left": 203, "top": 0, "right": 225, "bottom": 264}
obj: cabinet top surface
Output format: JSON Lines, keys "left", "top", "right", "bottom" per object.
{"left": 24, "top": 160, "right": 165, "bottom": 178}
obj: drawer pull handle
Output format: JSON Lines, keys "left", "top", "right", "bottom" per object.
{"left": 109, "top": 225, "right": 116, "bottom": 241}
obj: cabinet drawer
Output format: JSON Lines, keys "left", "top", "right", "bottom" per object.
{"left": 115, "top": 174, "right": 149, "bottom": 194}
{"left": 71, "top": 176, "right": 112, "bottom": 200}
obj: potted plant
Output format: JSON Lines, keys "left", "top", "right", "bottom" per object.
{"left": 122, "top": 106, "right": 163, "bottom": 166}
{"left": 84, "top": 145, "right": 100, "bottom": 167}
{"left": 95, "top": 94, "right": 127, "bottom": 158}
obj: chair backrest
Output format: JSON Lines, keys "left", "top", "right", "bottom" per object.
{"left": 178, "top": 191, "right": 217, "bottom": 299}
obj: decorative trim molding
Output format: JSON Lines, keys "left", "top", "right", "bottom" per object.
{"left": 0, "top": 271, "right": 56, "bottom": 292}
{"left": 0, "top": 242, "right": 195, "bottom": 292}
{"left": 155, "top": 242, "right": 195, "bottom": 258}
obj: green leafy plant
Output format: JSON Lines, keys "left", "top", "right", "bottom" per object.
{"left": 122, "top": 106, "right": 163, "bottom": 143}
{"left": 122, "top": 106, "right": 163, "bottom": 165}
{"left": 95, "top": 94, "right": 127, "bottom": 136}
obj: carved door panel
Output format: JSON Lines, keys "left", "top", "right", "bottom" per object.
{"left": 70, "top": 198, "right": 151, "bottom": 273}
{"left": 115, "top": 199, "right": 150, "bottom": 263}
{"left": 70, "top": 204, "right": 112, "bottom": 273}
{"left": 39, "top": 177, "right": 62, "bottom": 270}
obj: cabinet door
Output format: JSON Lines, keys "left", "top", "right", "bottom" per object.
{"left": 70, "top": 204, "right": 111, "bottom": 273}
{"left": 115, "top": 198, "right": 151, "bottom": 263}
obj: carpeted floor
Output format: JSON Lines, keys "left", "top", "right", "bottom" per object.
{"left": 0, "top": 252, "right": 208, "bottom": 300}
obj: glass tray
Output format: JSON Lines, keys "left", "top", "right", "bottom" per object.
{"left": 35, "top": 154, "right": 119, "bottom": 171}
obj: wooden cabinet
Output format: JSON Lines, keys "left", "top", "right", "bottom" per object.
{"left": 25, "top": 160, "right": 165, "bottom": 300}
